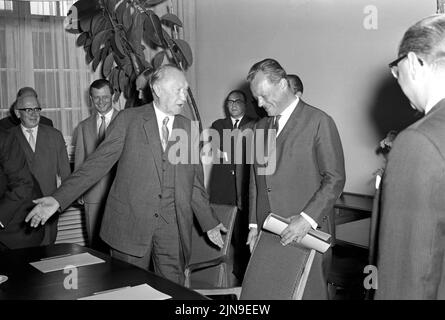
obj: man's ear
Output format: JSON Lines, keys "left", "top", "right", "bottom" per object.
{"left": 279, "top": 78, "right": 288, "bottom": 90}
{"left": 152, "top": 83, "right": 161, "bottom": 98}
{"left": 407, "top": 52, "right": 423, "bottom": 79}
{"left": 14, "top": 109, "right": 20, "bottom": 119}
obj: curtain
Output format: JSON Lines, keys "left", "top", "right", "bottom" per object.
{"left": 0, "top": 0, "right": 96, "bottom": 154}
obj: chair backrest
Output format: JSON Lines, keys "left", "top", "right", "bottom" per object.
{"left": 240, "top": 231, "right": 315, "bottom": 300}
{"left": 188, "top": 204, "right": 238, "bottom": 287}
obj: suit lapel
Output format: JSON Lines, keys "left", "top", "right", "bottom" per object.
{"left": 14, "top": 126, "right": 35, "bottom": 161}
{"left": 86, "top": 115, "right": 98, "bottom": 147}
{"left": 142, "top": 104, "right": 162, "bottom": 183}
{"left": 277, "top": 99, "right": 303, "bottom": 143}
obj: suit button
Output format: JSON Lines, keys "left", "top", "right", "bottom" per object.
{"left": 154, "top": 213, "right": 159, "bottom": 217}
{"left": 158, "top": 194, "right": 162, "bottom": 199}
{"left": 230, "top": 170, "right": 235, "bottom": 175}
{"left": 267, "top": 188, "right": 271, "bottom": 192}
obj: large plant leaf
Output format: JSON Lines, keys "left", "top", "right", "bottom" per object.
{"left": 115, "top": 0, "right": 126, "bottom": 24}
{"left": 123, "top": 62, "right": 133, "bottom": 77}
{"left": 79, "top": 16, "right": 92, "bottom": 33}
{"left": 76, "top": 32, "right": 89, "bottom": 47}
{"left": 67, "top": 0, "right": 101, "bottom": 33}
{"left": 123, "top": 6, "right": 133, "bottom": 31}
{"left": 92, "top": 51, "right": 102, "bottom": 72}
{"left": 161, "top": 13, "right": 183, "bottom": 28}
{"left": 148, "top": 11, "right": 168, "bottom": 47}
{"left": 85, "top": 45, "right": 93, "bottom": 64}
{"left": 152, "top": 50, "right": 165, "bottom": 69}
{"left": 119, "top": 70, "right": 128, "bottom": 92}
{"left": 105, "top": 0, "right": 118, "bottom": 14}
{"left": 143, "top": 0, "right": 168, "bottom": 7}
{"left": 102, "top": 53, "right": 115, "bottom": 77}
{"left": 112, "top": 67, "right": 120, "bottom": 92}
{"left": 111, "top": 32, "right": 126, "bottom": 58}
{"left": 113, "top": 90, "right": 121, "bottom": 103}
{"left": 91, "top": 29, "right": 109, "bottom": 58}
{"left": 84, "top": 36, "right": 93, "bottom": 48}
{"left": 173, "top": 38, "right": 193, "bottom": 67}
{"left": 143, "top": 13, "right": 162, "bottom": 47}
{"left": 91, "top": 14, "right": 108, "bottom": 35}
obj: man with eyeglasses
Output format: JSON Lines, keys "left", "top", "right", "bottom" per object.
{"left": 208, "top": 90, "right": 255, "bottom": 283}
{"left": 73, "top": 79, "right": 119, "bottom": 252}
{"left": 9, "top": 90, "right": 70, "bottom": 246}
{"left": 0, "top": 87, "right": 53, "bottom": 130}
{"left": 374, "top": 15, "right": 445, "bottom": 300}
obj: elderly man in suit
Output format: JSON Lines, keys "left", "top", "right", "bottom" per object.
{"left": 0, "top": 127, "right": 44, "bottom": 250}
{"left": 0, "top": 87, "right": 53, "bottom": 130}
{"left": 208, "top": 90, "right": 255, "bottom": 282}
{"left": 9, "top": 92, "right": 70, "bottom": 245}
{"left": 374, "top": 15, "right": 445, "bottom": 300}
{"left": 25, "top": 65, "right": 226, "bottom": 285}
{"left": 74, "top": 79, "right": 119, "bottom": 251}
{"left": 246, "top": 58, "right": 345, "bottom": 299}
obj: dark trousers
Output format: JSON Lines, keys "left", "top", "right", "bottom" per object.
{"left": 110, "top": 211, "right": 184, "bottom": 285}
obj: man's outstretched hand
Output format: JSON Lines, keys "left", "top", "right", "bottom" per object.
{"left": 207, "top": 223, "right": 227, "bottom": 248}
{"left": 25, "top": 197, "right": 60, "bottom": 228}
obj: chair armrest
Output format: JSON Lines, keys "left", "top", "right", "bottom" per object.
{"left": 195, "top": 287, "right": 242, "bottom": 300}
{"left": 186, "top": 255, "right": 228, "bottom": 273}
{"left": 184, "top": 256, "right": 228, "bottom": 288}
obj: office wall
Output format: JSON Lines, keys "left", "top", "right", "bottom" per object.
{"left": 193, "top": 0, "right": 435, "bottom": 195}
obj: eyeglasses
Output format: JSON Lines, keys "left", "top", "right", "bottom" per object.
{"left": 389, "top": 54, "right": 424, "bottom": 79}
{"left": 17, "top": 107, "right": 42, "bottom": 114}
{"left": 227, "top": 99, "right": 245, "bottom": 105}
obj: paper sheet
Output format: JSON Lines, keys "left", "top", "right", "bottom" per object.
{"left": 78, "top": 284, "right": 172, "bottom": 300}
{"left": 30, "top": 252, "right": 105, "bottom": 273}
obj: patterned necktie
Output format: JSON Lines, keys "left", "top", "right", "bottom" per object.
{"left": 161, "top": 116, "right": 170, "bottom": 151}
{"left": 98, "top": 115, "right": 106, "bottom": 143}
{"left": 233, "top": 119, "right": 239, "bottom": 130}
{"left": 26, "top": 129, "right": 36, "bottom": 152}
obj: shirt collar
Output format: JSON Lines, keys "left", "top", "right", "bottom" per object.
{"left": 279, "top": 96, "right": 299, "bottom": 118}
{"left": 20, "top": 124, "right": 38, "bottom": 135}
{"left": 230, "top": 115, "right": 244, "bottom": 125}
{"left": 97, "top": 108, "right": 114, "bottom": 122}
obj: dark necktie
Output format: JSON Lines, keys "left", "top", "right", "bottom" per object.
{"left": 233, "top": 119, "right": 239, "bottom": 130}
{"left": 98, "top": 115, "right": 106, "bottom": 143}
{"left": 161, "top": 116, "right": 170, "bottom": 151}
{"left": 273, "top": 115, "right": 281, "bottom": 133}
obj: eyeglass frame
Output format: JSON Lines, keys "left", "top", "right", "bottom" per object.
{"left": 17, "top": 107, "right": 42, "bottom": 114}
{"left": 389, "top": 53, "right": 424, "bottom": 79}
{"left": 226, "top": 98, "right": 245, "bottom": 105}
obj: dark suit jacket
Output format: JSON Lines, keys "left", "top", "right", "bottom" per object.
{"left": 9, "top": 124, "right": 71, "bottom": 244}
{"left": 52, "top": 104, "right": 219, "bottom": 265}
{"left": 208, "top": 115, "right": 255, "bottom": 207}
{"left": 9, "top": 124, "right": 70, "bottom": 197}
{"left": 0, "top": 115, "right": 53, "bottom": 130}
{"left": 249, "top": 99, "right": 345, "bottom": 229}
{"left": 376, "top": 99, "right": 445, "bottom": 299}
{"left": 74, "top": 109, "right": 119, "bottom": 204}
{"left": 0, "top": 128, "right": 44, "bottom": 249}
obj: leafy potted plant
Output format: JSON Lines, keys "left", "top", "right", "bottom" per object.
{"left": 65, "top": 0, "right": 202, "bottom": 131}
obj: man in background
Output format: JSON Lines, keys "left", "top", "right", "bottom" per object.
{"left": 247, "top": 59, "right": 345, "bottom": 299}
{"left": 208, "top": 90, "right": 255, "bottom": 282}
{"left": 287, "top": 74, "right": 304, "bottom": 97}
{"left": 9, "top": 90, "right": 70, "bottom": 245}
{"left": 25, "top": 65, "right": 226, "bottom": 285}
{"left": 0, "top": 87, "right": 53, "bottom": 130}
{"left": 0, "top": 127, "right": 44, "bottom": 250}
{"left": 74, "top": 79, "right": 119, "bottom": 252}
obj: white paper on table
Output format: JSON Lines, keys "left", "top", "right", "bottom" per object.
{"left": 78, "top": 284, "right": 172, "bottom": 300}
{"left": 30, "top": 252, "right": 105, "bottom": 273}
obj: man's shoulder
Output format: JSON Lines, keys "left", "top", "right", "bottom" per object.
{"left": 299, "top": 100, "right": 331, "bottom": 120}
{"left": 38, "top": 124, "right": 64, "bottom": 139}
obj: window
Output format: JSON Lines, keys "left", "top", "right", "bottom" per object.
{"left": 0, "top": 1, "right": 96, "bottom": 145}
{"left": 0, "top": 0, "right": 13, "bottom": 11}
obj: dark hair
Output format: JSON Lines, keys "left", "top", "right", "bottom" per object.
{"left": 287, "top": 74, "right": 304, "bottom": 94}
{"left": 247, "top": 58, "right": 287, "bottom": 84}
{"left": 148, "top": 64, "right": 182, "bottom": 89}
{"left": 227, "top": 90, "right": 246, "bottom": 102}
{"left": 398, "top": 14, "right": 445, "bottom": 63}
{"left": 89, "top": 79, "right": 113, "bottom": 96}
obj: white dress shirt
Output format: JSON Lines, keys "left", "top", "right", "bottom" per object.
{"left": 20, "top": 124, "right": 38, "bottom": 152}
{"left": 96, "top": 108, "right": 114, "bottom": 134}
{"left": 153, "top": 103, "right": 174, "bottom": 140}
{"left": 230, "top": 115, "right": 244, "bottom": 128}
{"left": 250, "top": 96, "right": 318, "bottom": 231}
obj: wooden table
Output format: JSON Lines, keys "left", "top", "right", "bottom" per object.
{"left": 0, "top": 243, "right": 207, "bottom": 300}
